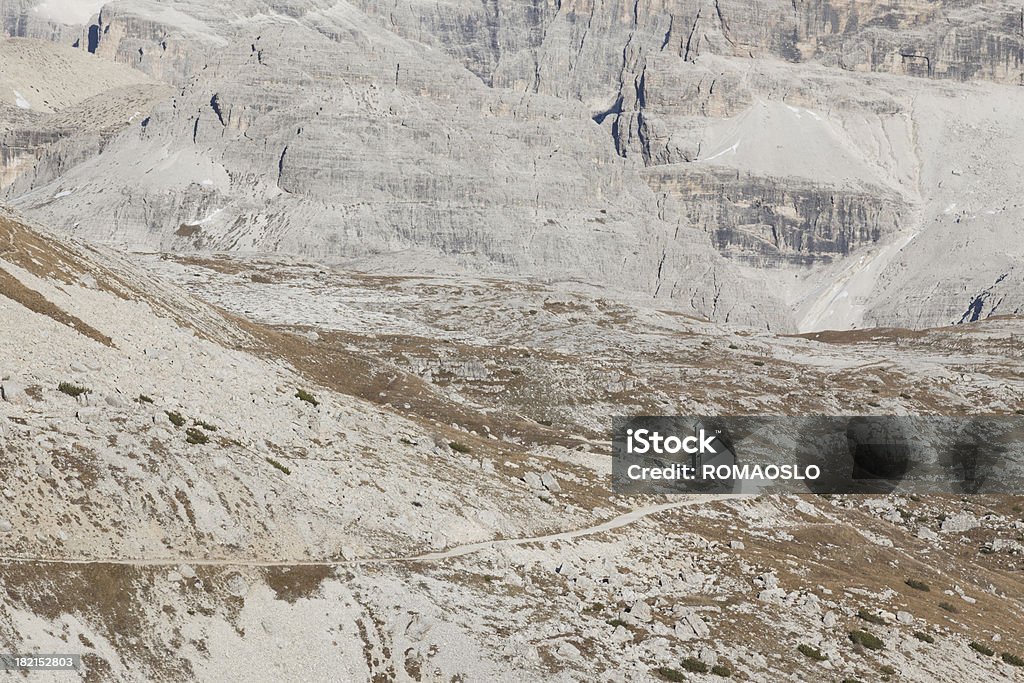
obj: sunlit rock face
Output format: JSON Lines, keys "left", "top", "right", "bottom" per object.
{"left": 2, "top": 0, "right": 1024, "bottom": 330}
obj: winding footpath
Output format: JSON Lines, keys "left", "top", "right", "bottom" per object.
{"left": 0, "top": 495, "right": 743, "bottom": 569}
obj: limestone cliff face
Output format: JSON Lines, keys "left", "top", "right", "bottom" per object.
{"left": 645, "top": 166, "right": 907, "bottom": 268}
{"left": 356, "top": 0, "right": 1024, "bottom": 100}
{"left": 1, "top": 1, "right": 788, "bottom": 329}
{"left": 1, "top": 0, "right": 1023, "bottom": 330}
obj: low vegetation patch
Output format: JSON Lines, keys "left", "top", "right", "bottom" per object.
{"left": 137, "top": 394, "right": 154, "bottom": 404}
{"left": 913, "top": 631, "right": 935, "bottom": 644}
{"left": 185, "top": 428, "right": 209, "bottom": 445}
{"left": 295, "top": 388, "right": 319, "bottom": 407}
{"left": 711, "top": 664, "right": 732, "bottom": 678}
{"left": 1001, "top": 652, "right": 1024, "bottom": 667}
{"left": 857, "top": 609, "right": 886, "bottom": 625}
{"left": 606, "top": 618, "right": 628, "bottom": 629}
{"left": 654, "top": 668, "right": 686, "bottom": 682}
{"left": 57, "top": 382, "right": 89, "bottom": 398}
{"left": 938, "top": 601, "right": 959, "bottom": 614}
{"left": 194, "top": 420, "right": 218, "bottom": 431}
{"left": 449, "top": 441, "right": 472, "bottom": 454}
{"left": 849, "top": 630, "right": 884, "bottom": 651}
{"left": 680, "top": 658, "right": 708, "bottom": 674}
{"left": 265, "top": 457, "right": 291, "bottom": 475}
{"left": 166, "top": 411, "right": 186, "bottom": 427}
{"left": 798, "top": 644, "right": 827, "bottom": 661}
{"left": 904, "top": 578, "right": 931, "bottom": 592}
{"left": 969, "top": 642, "right": 994, "bottom": 656}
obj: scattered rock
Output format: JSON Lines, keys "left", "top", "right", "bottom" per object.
{"left": 897, "top": 611, "right": 914, "bottom": 625}
{"left": 941, "top": 513, "right": 979, "bottom": 533}
{"left": 0, "top": 382, "right": 28, "bottom": 405}
{"left": 697, "top": 646, "right": 717, "bottom": 666}
{"left": 555, "top": 641, "right": 581, "bottom": 661}
{"left": 795, "top": 500, "right": 818, "bottom": 516}
{"left": 674, "top": 609, "right": 710, "bottom": 640}
{"left": 540, "top": 472, "right": 561, "bottom": 493}
{"left": 523, "top": 472, "right": 543, "bottom": 490}
{"left": 105, "top": 394, "right": 128, "bottom": 408}
{"left": 611, "top": 625, "right": 631, "bottom": 643}
{"left": 405, "top": 614, "right": 433, "bottom": 642}
{"left": 225, "top": 574, "right": 249, "bottom": 597}
{"left": 758, "top": 588, "right": 786, "bottom": 603}
{"left": 0, "top": 519, "right": 12, "bottom": 533}
{"left": 76, "top": 408, "right": 102, "bottom": 423}
{"left": 629, "top": 600, "right": 653, "bottom": 623}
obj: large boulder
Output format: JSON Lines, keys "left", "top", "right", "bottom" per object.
{"left": 0, "top": 381, "right": 28, "bottom": 405}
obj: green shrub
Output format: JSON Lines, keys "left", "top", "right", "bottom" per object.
{"left": 654, "top": 668, "right": 686, "bottom": 682}
{"left": 969, "top": 642, "right": 994, "bottom": 656}
{"left": 137, "top": 394, "right": 154, "bottom": 404}
{"left": 752, "top": 360, "right": 765, "bottom": 367}
{"left": 680, "top": 658, "right": 708, "bottom": 674}
{"left": 841, "top": 679, "right": 865, "bottom": 683}
{"left": 880, "top": 665, "right": 897, "bottom": 676}
{"left": 185, "top": 427, "right": 209, "bottom": 445}
{"left": 1001, "top": 652, "right": 1024, "bottom": 667}
{"left": 858, "top": 609, "right": 886, "bottom": 625}
{"left": 913, "top": 631, "right": 935, "bottom": 644}
{"left": 295, "top": 388, "right": 319, "bottom": 406}
{"left": 938, "top": 601, "right": 959, "bottom": 614}
{"left": 166, "top": 411, "right": 185, "bottom": 427}
{"left": 711, "top": 664, "right": 732, "bottom": 678}
{"left": 904, "top": 578, "right": 931, "bottom": 592}
{"left": 265, "top": 457, "right": 291, "bottom": 475}
{"left": 449, "top": 442, "right": 471, "bottom": 454}
{"left": 849, "top": 630, "right": 884, "bottom": 650}
{"left": 57, "top": 382, "right": 89, "bottom": 397}
{"left": 798, "top": 644, "right": 827, "bottom": 661}
{"left": 194, "top": 420, "right": 218, "bottom": 431}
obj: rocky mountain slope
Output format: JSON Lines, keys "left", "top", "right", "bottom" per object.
{"left": 1, "top": 2, "right": 1024, "bottom": 681}
{"left": 3, "top": 212, "right": 1024, "bottom": 681}
{"left": 0, "top": 0, "right": 1022, "bottom": 330}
